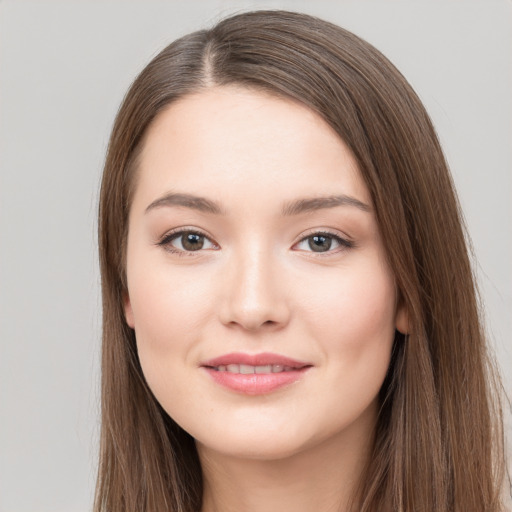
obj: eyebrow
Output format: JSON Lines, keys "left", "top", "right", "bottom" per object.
{"left": 145, "top": 193, "right": 226, "bottom": 215}
{"left": 145, "top": 192, "right": 371, "bottom": 216}
{"left": 281, "top": 195, "right": 371, "bottom": 215}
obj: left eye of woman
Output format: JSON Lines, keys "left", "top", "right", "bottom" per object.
{"left": 294, "top": 232, "right": 353, "bottom": 253}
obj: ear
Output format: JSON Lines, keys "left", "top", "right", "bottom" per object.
{"left": 395, "top": 299, "right": 410, "bottom": 335}
{"left": 124, "top": 292, "right": 135, "bottom": 329}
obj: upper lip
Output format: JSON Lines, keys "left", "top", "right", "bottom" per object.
{"left": 201, "top": 352, "right": 311, "bottom": 369}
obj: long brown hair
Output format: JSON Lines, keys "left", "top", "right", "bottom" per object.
{"left": 96, "top": 10, "right": 506, "bottom": 511}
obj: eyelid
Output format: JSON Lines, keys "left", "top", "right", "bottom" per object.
{"left": 156, "top": 227, "right": 219, "bottom": 255}
{"left": 292, "top": 228, "right": 355, "bottom": 255}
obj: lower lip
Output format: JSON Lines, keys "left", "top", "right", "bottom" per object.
{"left": 203, "top": 367, "right": 310, "bottom": 395}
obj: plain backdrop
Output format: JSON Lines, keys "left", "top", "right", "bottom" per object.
{"left": 0, "top": 1, "right": 510, "bottom": 511}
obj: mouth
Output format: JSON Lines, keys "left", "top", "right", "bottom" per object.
{"left": 208, "top": 363, "right": 302, "bottom": 374}
{"left": 200, "top": 352, "right": 312, "bottom": 395}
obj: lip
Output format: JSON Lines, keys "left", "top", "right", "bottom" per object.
{"left": 200, "top": 352, "right": 312, "bottom": 395}
{"left": 202, "top": 352, "right": 310, "bottom": 368}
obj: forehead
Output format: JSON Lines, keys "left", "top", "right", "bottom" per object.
{"left": 133, "top": 86, "right": 370, "bottom": 211}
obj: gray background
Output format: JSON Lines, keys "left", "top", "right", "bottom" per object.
{"left": 1, "top": 1, "right": 510, "bottom": 511}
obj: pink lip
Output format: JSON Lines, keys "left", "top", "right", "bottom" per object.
{"left": 200, "top": 352, "right": 312, "bottom": 395}
{"left": 202, "top": 352, "right": 310, "bottom": 368}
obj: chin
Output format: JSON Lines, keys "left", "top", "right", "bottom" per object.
{"left": 192, "top": 416, "right": 338, "bottom": 463}
{"left": 197, "top": 434, "right": 310, "bottom": 461}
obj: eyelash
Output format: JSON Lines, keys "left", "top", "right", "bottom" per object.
{"left": 156, "top": 228, "right": 355, "bottom": 257}
{"left": 156, "top": 229, "right": 217, "bottom": 257}
{"left": 295, "top": 230, "right": 355, "bottom": 256}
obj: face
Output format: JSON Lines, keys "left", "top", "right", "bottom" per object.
{"left": 124, "top": 87, "right": 407, "bottom": 461}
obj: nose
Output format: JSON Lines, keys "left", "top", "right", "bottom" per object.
{"left": 218, "top": 246, "right": 291, "bottom": 332}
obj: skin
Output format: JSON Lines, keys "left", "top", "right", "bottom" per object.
{"left": 124, "top": 86, "right": 408, "bottom": 512}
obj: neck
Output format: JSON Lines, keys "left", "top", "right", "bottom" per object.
{"left": 198, "top": 404, "right": 376, "bottom": 512}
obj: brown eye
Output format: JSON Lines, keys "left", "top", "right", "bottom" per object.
{"left": 295, "top": 232, "right": 354, "bottom": 254}
{"left": 158, "top": 229, "right": 217, "bottom": 254}
{"left": 308, "top": 235, "right": 332, "bottom": 252}
{"left": 181, "top": 232, "right": 205, "bottom": 251}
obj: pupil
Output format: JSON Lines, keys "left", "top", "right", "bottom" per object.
{"left": 309, "top": 235, "right": 331, "bottom": 252}
{"left": 183, "top": 233, "right": 204, "bottom": 251}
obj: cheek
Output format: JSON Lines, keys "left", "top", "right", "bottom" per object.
{"left": 298, "top": 266, "right": 396, "bottom": 437}
{"left": 129, "top": 258, "right": 211, "bottom": 333}
{"left": 125, "top": 258, "right": 215, "bottom": 385}
{"left": 302, "top": 261, "right": 396, "bottom": 375}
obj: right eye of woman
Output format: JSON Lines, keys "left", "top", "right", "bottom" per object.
{"left": 157, "top": 229, "right": 218, "bottom": 255}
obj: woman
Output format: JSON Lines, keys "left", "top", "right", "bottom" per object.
{"left": 96, "top": 10, "right": 507, "bottom": 512}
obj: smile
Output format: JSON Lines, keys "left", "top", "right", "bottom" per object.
{"left": 201, "top": 352, "right": 312, "bottom": 395}
{"left": 212, "top": 364, "right": 297, "bottom": 374}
